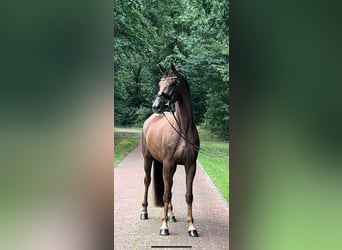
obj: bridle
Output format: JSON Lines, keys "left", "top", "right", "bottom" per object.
{"left": 156, "top": 76, "right": 179, "bottom": 107}
{"left": 157, "top": 75, "right": 229, "bottom": 158}
{"left": 156, "top": 75, "right": 201, "bottom": 152}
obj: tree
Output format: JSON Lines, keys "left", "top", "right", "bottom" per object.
{"left": 114, "top": 0, "right": 229, "bottom": 139}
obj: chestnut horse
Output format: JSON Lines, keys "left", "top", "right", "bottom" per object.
{"left": 140, "top": 63, "right": 200, "bottom": 237}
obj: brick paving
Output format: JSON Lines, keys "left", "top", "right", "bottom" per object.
{"left": 114, "top": 141, "right": 229, "bottom": 250}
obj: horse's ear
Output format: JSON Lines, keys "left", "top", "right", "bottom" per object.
{"left": 171, "top": 63, "right": 177, "bottom": 73}
{"left": 157, "top": 64, "right": 166, "bottom": 75}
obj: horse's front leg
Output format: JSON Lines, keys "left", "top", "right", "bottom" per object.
{"left": 140, "top": 156, "right": 152, "bottom": 220}
{"left": 185, "top": 163, "right": 198, "bottom": 237}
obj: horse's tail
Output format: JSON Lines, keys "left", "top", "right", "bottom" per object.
{"left": 153, "top": 160, "right": 164, "bottom": 207}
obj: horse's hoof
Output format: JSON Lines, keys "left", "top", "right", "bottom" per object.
{"left": 140, "top": 212, "right": 148, "bottom": 220}
{"left": 188, "top": 230, "right": 199, "bottom": 237}
{"left": 159, "top": 228, "right": 170, "bottom": 236}
{"left": 168, "top": 215, "right": 176, "bottom": 222}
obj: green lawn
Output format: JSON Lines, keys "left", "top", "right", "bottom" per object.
{"left": 197, "top": 128, "right": 229, "bottom": 201}
{"left": 114, "top": 132, "right": 140, "bottom": 167}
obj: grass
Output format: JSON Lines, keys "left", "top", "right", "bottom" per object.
{"left": 114, "top": 131, "right": 140, "bottom": 167}
{"left": 197, "top": 128, "right": 229, "bottom": 201}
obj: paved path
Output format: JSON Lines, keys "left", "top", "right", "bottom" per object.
{"left": 114, "top": 141, "right": 229, "bottom": 250}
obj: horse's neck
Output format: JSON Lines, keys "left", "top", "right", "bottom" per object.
{"left": 174, "top": 87, "right": 195, "bottom": 134}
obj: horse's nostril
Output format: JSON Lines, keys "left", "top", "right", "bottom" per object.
{"left": 152, "top": 98, "right": 164, "bottom": 114}
{"left": 152, "top": 105, "right": 160, "bottom": 113}
{"left": 152, "top": 104, "right": 163, "bottom": 114}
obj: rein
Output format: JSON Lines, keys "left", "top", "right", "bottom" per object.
{"left": 158, "top": 75, "right": 228, "bottom": 158}
{"left": 162, "top": 109, "right": 229, "bottom": 158}
{"left": 162, "top": 111, "right": 200, "bottom": 152}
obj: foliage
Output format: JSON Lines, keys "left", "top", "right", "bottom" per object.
{"left": 114, "top": 0, "right": 229, "bottom": 139}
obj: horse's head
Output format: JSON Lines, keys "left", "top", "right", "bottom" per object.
{"left": 152, "top": 63, "right": 180, "bottom": 114}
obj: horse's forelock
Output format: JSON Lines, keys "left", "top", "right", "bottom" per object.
{"left": 163, "top": 67, "right": 189, "bottom": 90}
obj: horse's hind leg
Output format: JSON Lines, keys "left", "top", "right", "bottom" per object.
{"left": 167, "top": 201, "right": 176, "bottom": 222}
{"left": 185, "top": 163, "right": 199, "bottom": 237}
{"left": 160, "top": 163, "right": 176, "bottom": 236}
{"left": 167, "top": 165, "right": 177, "bottom": 222}
{"left": 140, "top": 155, "right": 152, "bottom": 220}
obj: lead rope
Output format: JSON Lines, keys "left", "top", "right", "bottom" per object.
{"left": 162, "top": 108, "right": 229, "bottom": 158}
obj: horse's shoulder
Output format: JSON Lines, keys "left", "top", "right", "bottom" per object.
{"left": 143, "top": 114, "right": 164, "bottom": 132}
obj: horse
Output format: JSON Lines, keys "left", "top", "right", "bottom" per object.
{"left": 140, "top": 63, "right": 200, "bottom": 237}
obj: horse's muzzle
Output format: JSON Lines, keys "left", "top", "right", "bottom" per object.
{"left": 152, "top": 98, "right": 164, "bottom": 114}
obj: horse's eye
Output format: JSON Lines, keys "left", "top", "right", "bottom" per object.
{"left": 169, "top": 82, "right": 177, "bottom": 87}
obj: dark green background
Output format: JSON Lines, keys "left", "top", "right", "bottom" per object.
{"left": 231, "top": 1, "right": 342, "bottom": 249}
